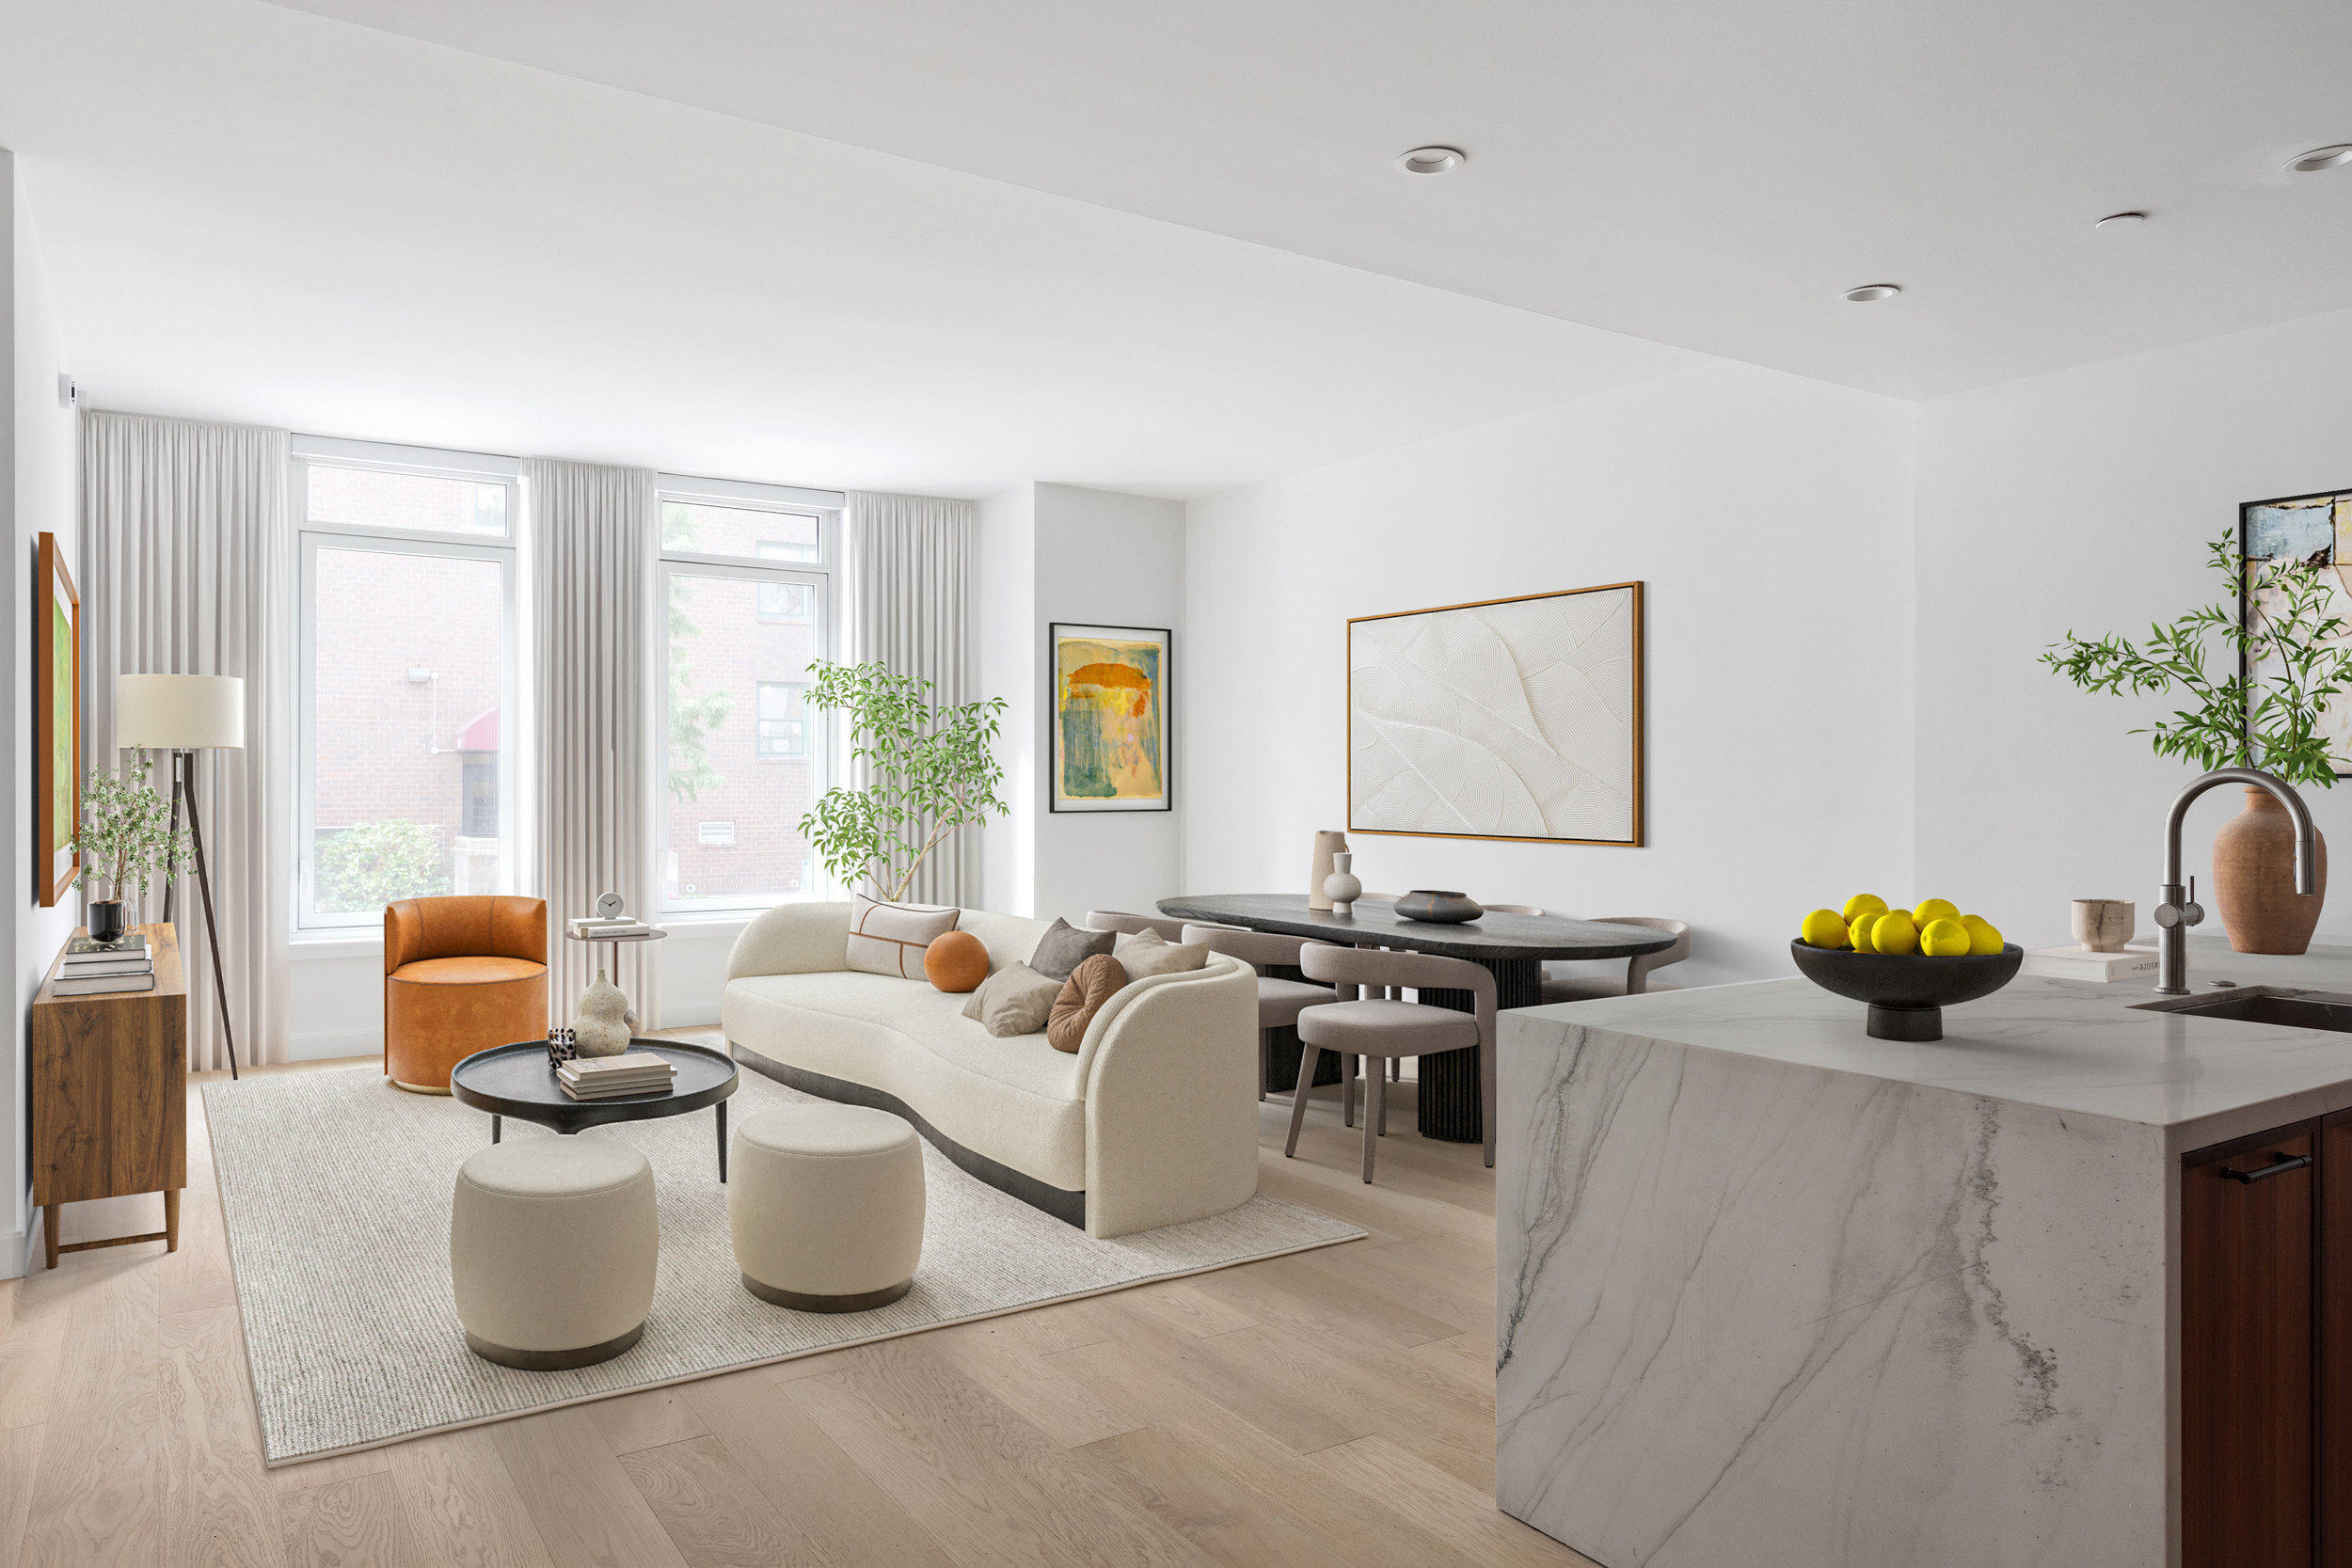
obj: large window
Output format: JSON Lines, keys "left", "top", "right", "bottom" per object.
{"left": 660, "top": 475, "right": 837, "bottom": 913}
{"left": 295, "top": 438, "right": 518, "bottom": 931}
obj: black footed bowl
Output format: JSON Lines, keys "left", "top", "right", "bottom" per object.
{"left": 1788, "top": 940, "right": 2025, "bottom": 1042}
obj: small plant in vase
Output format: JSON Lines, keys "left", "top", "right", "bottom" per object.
{"left": 73, "top": 754, "right": 193, "bottom": 943}
{"left": 2043, "top": 531, "right": 2352, "bottom": 953}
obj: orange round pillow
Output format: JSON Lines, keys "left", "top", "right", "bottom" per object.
{"left": 1047, "top": 953, "right": 1128, "bottom": 1053}
{"left": 924, "top": 930, "right": 990, "bottom": 993}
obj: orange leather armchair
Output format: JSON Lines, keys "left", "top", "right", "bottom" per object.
{"left": 385, "top": 896, "right": 548, "bottom": 1093}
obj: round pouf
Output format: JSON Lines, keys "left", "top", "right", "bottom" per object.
{"left": 451, "top": 1137, "right": 658, "bottom": 1370}
{"left": 730, "top": 1104, "right": 925, "bottom": 1312}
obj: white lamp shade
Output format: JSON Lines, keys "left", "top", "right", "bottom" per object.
{"left": 116, "top": 674, "right": 245, "bottom": 750}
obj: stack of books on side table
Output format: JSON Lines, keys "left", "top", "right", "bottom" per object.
{"left": 53, "top": 933, "right": 157, "bottom": 995}
{"left": 569, "top": 915, "right": 658, "bottom": 938}
{"left": 557, "top": 1052, "right": 675, "bottom": 1101}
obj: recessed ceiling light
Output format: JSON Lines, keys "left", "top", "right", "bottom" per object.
{"left": 2290, "top": 144, "right": 2352, "bottom": 173}
{"left": 1396, "top": 146, "right": 1466, "bottom": 176}
{"left": 1842, "top": 283, "right": 1901, "bottom": 303}
{"left": 2095, "top": 211, "right": 2148, "bottom": 230}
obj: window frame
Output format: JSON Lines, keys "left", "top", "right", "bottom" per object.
{"left": 657, "top": 474, "right": 841, "bottom": 916}
{"left": 293, "top": 442, "right": 521, "bottom": 934}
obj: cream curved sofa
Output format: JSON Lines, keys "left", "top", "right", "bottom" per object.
{"left": 721, "top": 902, "right": 1260, "bottom": 1239}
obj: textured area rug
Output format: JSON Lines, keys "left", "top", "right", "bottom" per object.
{"left": 205, "top": 1066, "right": 1360, "bottom": 1465}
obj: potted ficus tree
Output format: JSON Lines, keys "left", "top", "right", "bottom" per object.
{"left": 2044, "top": 530, "right": 2352, "bottom": 954}
{"left": 797, "top": 661, "right": 1009, "bottom": 900}
{"left": 74, "top": 754, "right": 194, "bottom": 943}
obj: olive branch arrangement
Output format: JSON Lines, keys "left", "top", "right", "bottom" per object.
{"left": 2042, "top": 531, "right": 2352, "bottom": 788}
{"left": 74, "top": 753, "right": 194, "bottom": 901}
{"left": 798, "top": 661, "right": 1009, "bottom": 901}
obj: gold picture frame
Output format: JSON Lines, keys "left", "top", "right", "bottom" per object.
{"left": 36, "top": 533, "right": 80, "bottom": 905}
{"left": 1346, "top": 581, "right": 1644, "bottom": 847}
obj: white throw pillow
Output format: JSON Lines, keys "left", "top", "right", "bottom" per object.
{"left": 846, "top": 895, "right": 960, "bottom": 980}
{"left": 1115, "top": 927, "right": 1211, "bottom": 979}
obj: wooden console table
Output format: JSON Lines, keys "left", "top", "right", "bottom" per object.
{"left": 31, "top": 923, "right": 186, "bottom": 1269}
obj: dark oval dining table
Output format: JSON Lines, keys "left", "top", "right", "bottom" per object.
{"left": 1157, "top": 894, "right": 1677, "bottom": 1145}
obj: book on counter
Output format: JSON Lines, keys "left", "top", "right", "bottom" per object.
{"left": 61, "top": 934, "right": 152, "bottom": 976}
{"left": 50, "top": 971, "right": 157, "bottom": 995}
{"left": 557, "top": 1052, "right": 675, "bottom": 1100}
{"left": 2018, "top": 942, "right": 2160, "bottom": 982}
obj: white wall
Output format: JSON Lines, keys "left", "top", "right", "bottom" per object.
{"left": 1183, "top": 359, "right": 1918, "bottom": 986}
{"left": 6, "top": 151, "right": 82, "bottom": 1276}
{"left": 977, "top": 482, "right": 1184, "bottom": 924}
{"left": 1915, "top": 304, "right": 2352, "bottom": 953}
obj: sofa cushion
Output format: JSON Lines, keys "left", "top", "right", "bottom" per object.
{"left": 723, "top": 971, "right": 1086, "bottom": 1190}
{"left": 1116, "top": 928, "right": 1211, "bottom": 980}
{"left": 1047, "top": 954, "right": 1127, "bottom": 1054}
{"left": 1028, "top": 917, "right": 1113, "bottom": 981}
{"left": 963, "top": 961, "right": 1063, "bottom": 1037}
{"left": 846, "top": 895, "right": 959, "bottom": 980}
{"left": 389, "top": 957, "right": 548, "bottom": 986}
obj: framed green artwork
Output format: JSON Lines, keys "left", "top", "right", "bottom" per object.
{"left": 1049, "top": 622, "right": 1171, "bottom": 813}
{"left": 36, "top": 533, "right": 79, "bottom": 906}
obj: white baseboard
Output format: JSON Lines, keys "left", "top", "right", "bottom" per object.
{"left": 288, "top": 1027, "right": 382, "bottom": 1063}
{"left": 1, "top": 1221, "right": 33, "bottom": 1281}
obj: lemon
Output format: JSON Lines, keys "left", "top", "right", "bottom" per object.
{"left": 1849, "top": 912, "right": 1881, "bottom": 953}
{"left": 1920, "top": 918, "right": 1971, "bottom": 957}
{"left": 1914, "top": 898, "right": 1961, "bottom": 927}
{"left": 1800, "top": 909, "right": 1850, "bottom": 950}
{"left": 1842, "top": 893, "right": 1889, "bottom": 923}
{"left": 1872, "top": 911, "right": 1919, "bottom": 956}
{"left": 1962, "top": 915, "right": 2004, "bottom": 956}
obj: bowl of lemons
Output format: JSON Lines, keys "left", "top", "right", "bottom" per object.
{"left": 1788, "top": 895, "right": 2023, "bottom": 1042}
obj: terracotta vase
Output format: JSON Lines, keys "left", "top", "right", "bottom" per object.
{"left": 2212, "top": 787, "right": 2329, "bottom": 955}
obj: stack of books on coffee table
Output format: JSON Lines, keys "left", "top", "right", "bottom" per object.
{"left": 53, "top": 933, "right": 157, "bottom": 996}
{"left": 557, "top": 1053, "right": 675, "bottom": 1101}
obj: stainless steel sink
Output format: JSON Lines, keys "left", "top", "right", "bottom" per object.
{"left": 2132, "top": 987, "right": 2352, "bottom": 1033}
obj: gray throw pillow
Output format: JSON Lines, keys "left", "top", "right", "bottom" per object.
{"left": 1028, "top": 917, "right": 1114, "bottom": 981}
{"left": 1116, "top": 927, "right": 1211, "bottom": 979}
{"left": 961, "top": 961, "right": 1062, "bottom": 1037}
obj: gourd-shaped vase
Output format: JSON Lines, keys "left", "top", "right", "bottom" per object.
{"left": 574, "top": 968, "right": 634, "bottom": 1057}
{"left": 1323, "top": 851, "right": 1363, "bottom": 917}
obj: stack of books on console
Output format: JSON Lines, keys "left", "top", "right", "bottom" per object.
{"left": 557, "top": 1052, "right": 675, "bottom": 1101}
{"left": 53, "top": 933, "right": 157, "bottom": 996}
{"left": 569, "top": 915, "right": 657, "bottom": 938}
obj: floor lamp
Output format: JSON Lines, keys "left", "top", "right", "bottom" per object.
{"left": 115, "top": 674, "right": 245, "bottom": 1081}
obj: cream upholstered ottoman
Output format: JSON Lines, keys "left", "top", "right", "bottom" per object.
{"left": 730, "top": 1104, "right": 925, "bottom": 1311}
{"left": 452, "top": 1136, "right": 658, "bottom": 1369}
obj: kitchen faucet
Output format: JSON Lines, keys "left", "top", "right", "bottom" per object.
{"left": 2155, "top": 767, "right": 2317, "bottom": 995}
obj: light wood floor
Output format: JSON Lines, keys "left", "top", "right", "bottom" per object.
{"left": 0, "top": 1048, "right": 1597, "bottom": 1568}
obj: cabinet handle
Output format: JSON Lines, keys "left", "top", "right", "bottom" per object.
{"left": 2221, "top": 1154, "right": 2312, "bottom": 1184}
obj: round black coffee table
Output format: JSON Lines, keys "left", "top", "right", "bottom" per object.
{"left": 450, "top": 1039, "right": 740, "bottom": 1181}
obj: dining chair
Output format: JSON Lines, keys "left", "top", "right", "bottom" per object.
{"left": 1483, "top": 903, "right": 1544, "bottom": 915}
{"left": 1086, "top": 910, "right": 1211, "bottom": 942}
{"left": 1182, "top": 925, "right": 1339, "bottom": 1102}
{"left": 1539, "top": 917, "right": 1691, "bottom": 1002}
{"left": 1352, "top": 892, "right": 1413, "bottom": 1077}
{"left": 1286, "top": 944, "right": 1497, "bottom": 1181}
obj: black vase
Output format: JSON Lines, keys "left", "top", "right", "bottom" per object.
{"left": 87, "top": 900, "right": 127, "bottom": 943}
{"left": 1394, "top": 890, "right": 1486, "bottom": 924}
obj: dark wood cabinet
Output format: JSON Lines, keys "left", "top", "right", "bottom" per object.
{"left": 2183, "top": 1110, "right": 2352, "bottom": 1568}
{"left": 29, "top": 924, "right": 186, "bottom": 1270}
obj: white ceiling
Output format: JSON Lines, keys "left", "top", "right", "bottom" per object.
{"left": 0, "top": 0, "right": 1704, "bottom": 498}
{"left": 270, "top": 0, "right": 2352, "bottom": 400}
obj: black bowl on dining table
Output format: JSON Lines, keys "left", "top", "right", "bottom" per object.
{"left": 1393, "top": 891, "right": 1486, "bottom": 924}
{"left": 1788, "top": 940, "right": 2025, "bottom": 1042}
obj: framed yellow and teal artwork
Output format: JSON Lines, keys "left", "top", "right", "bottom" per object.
{"left": 1049, "top": 623, "right": 1171, "bottom": 814}
{"left": 35, "top": 533, "right": 80, "bottom": 906}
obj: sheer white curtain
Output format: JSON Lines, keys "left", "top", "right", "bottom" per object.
{"left": 843, "top": 491, "right": 977, "bottom": 907}
{"left": 82, "top": 412, "right": 293, "bottom": 1071}
{"left": 529, "top": 458, "right": 660, "bottom": 1022}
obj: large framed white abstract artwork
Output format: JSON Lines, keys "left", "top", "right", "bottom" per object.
{"left": 1347, "top": 582, "right": 1644, "bottom": 847}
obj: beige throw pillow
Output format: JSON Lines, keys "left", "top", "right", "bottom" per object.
{"left": 1116, "top": 927, "right": 1211, "bottom": 979}
{"left": 846, "top": 895, "right": 960, "bottom": 980}
{"left": 961, "top": 961, "right": 1062, "bottom": 1037}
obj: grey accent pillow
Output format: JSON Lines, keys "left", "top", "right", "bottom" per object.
{"left": 1028, "top": 917, "right": 1114, "bottom": 982}
{"left": 1116, "top": 927, "right": 1211, "bottom": 979}
{"left": 961, "top": 961, "right": 1062, "bottom": 1037}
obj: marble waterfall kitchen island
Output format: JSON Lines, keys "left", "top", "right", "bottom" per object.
{"left": 1497, "top": 935, "right": 2352, "bottom": 1567}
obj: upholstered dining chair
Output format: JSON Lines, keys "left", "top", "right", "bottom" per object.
{"left": 1182, "top": 925, "right": 1339, "bottom": 1102}
{"left": 1483, "top": 903, "right": 1544, "bottom": 915}
{"left": 1087, "top": 910, "right": 1228, "bottom": 942}
{"left": 1287, "top": 944, "right": 1497, "bottom": 1181}
{"left": 384, "top": 895, "right": 549, "bottom": 1093}
{"left": 1538, "top": 917, "right": 1691, "bottom": 1003}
